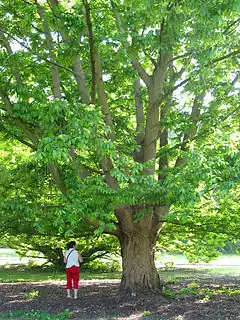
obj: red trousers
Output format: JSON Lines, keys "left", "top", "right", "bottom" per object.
{"left": 66, "top": 266, "right": 80, "bottom": 289}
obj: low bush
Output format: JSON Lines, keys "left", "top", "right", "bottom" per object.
{"left": 85, "top": 259, "right": 121, "bottom": 273}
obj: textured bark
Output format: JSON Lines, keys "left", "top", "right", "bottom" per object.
{"left": 133, "top": 79, "right": 145, "bottom": 163}
{"left": 117, "top": 206, "right": 164, "bottom": 295}
{"left": 143, "top": 53, "right": 170, "bottom": 175}
{"left": 119, "top": 230, "right": 162, "bottom": 295}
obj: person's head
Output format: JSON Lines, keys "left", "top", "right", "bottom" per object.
{"left": 67, "top": 241, "right": 76, "bottom": 250}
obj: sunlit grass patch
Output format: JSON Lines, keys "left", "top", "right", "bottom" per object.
{"left": 0, "top": 265, "right": 121, "bottom": 283}
{"left": 0, "top": 310, "right": 71, "bottom": 319}
{"left": 0, "top": 267, "right": 66, "bottom": 283}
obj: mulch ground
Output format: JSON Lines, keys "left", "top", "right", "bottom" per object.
{"left": 1, "top": 275, "right": 240, "bottom": 319}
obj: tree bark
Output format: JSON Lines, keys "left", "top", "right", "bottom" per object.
{"left": 119, "top": 231, "right": 162, "bottom": 295}
{"left": 117, "top": 206, "right": 163, "bottom": 295}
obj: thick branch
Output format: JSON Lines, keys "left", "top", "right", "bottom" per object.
{"left": 35, "top": 0, "right": 61, "bottom": 99}
{"left": 133, "top": 79, "right": 145, "bottom": 162}
{"left": 0, "top": 31, "right": 23, "bottom": 87}
{"left": 0, "top": 28, "right": 80, "bottom": 81}
{"left": 151, "top": 205, "right": 170, "bottom": 243}
{"left": 0, "top": 88, "right": 38, "bottom": 147}
{"left": 110, "top": 0, "right": 151, "bottom": 87}
{"left": 82, "top": 0, "right": 115, "bottom": 138}
{"left": 81, "top": 0, "right": 96, "bottom": 104}
{"left": 158, "top": 102, "right": 170, "bottom": 180}
{"left": 48, "top": 163, "right": 67, "bottom": 195}
{"left": 0, "top": 122, "right": 36, "bottom": 150}
{"left": 82, "top": 0, "right": 119, "bottom": 189}
{"left": 175, "top": 92, "right": 204, "bottom": 167}
{"left": 143, "top": 53, "right": 170, "bottom": 174}
{"left": 48, "top": 0, "right": 91, "bottom": 104}
{"left": 69, "top": 148, "right": 92, "bottom": 178}
{"left": 131, "top": 59, "right": 152, "bottom": 88}
{"left": 84, "top": 217, "right": 120, "bottom": 236}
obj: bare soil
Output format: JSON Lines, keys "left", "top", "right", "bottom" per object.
{"left": 1, "top": 273, "right": 240, "bottom": 319}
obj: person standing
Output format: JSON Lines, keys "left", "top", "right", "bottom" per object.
{"left": 64, "top": 241, "right": 83, "bottom": 299}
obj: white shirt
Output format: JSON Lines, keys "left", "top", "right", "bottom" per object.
{"left": 64, "top": 249, "right": 80, "bottom": 268}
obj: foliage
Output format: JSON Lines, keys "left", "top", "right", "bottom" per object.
{"left": 85, "top": 259, "right": 121, "bottom": 272}
{"left": 24, "top": 289, "right": 39, "bottom": 299}
{"left": 0, "top": 232, "right": 120, "bottom": 269}
{"left": 163, "top": 261, "right": 175, "bottom": 271}
{"left": 142, "top": 311, "right": 152, "bottom": 317}
{"left": 163, "top": 280, "right": 240, "bottom": 300}
{"left": 163, "top": 276, "right": 180, "bottom": 285}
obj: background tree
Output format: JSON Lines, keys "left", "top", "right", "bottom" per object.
{"left": 0, "top": 232, "right": 120, "bottom": 270}
{"left": 0, "top": 0, "right": 239, "bottom": 295}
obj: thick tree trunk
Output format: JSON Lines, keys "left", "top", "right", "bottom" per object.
{"left": 118, "top": 229, "right": 162, "bottom": 295}
{"left": 116, "top": 206, "right": 162, "bottom": 296}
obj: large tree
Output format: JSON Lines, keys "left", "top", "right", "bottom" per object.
{"left": 0, "top": 0, "right": 239, "bottom": 294}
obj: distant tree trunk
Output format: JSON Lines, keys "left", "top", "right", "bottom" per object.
{"left": 38, "top": 246, "right": 65, "bottom": 270}
{"left": 117, "top": 206, "right": 164, "bottom": 295}
{"left": 50, "top": 247, "right": 65, "bottom": 270}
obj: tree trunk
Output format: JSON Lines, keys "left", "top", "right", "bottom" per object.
{"left": 118, "top": 228, "right": 162, "bottom": 295}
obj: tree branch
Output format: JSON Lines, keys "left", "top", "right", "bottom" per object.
{"left": 35, "top": 0, "right": 61, "bottom": 99}
{"left": 84, "top": 217, "right": 120, "bottom": 236}
{"left": 0, "top": 122, "right": 36, "bottom": 150}
{"left": 223, "top": 18, "right": 240, "bottom": 35}
{"left": 81, "top": 0, "right": 96, "bottom": 104}
{"left": 131, "top": 58, "right": 152, "bottom": 88}
{"left": 0, "top": 30, "right": 23, "bottom": 87}
{"left": 159, "top": 99, "right": 240, "bottom": 159}
{"left": 175, "top": 92, "right": 204, "bottom": 167}
{"left": 110, "top": 0, "right": 151, "bottom": 88}
{"left": 81, "top": 0, "right": 119, "bottom": 189}
{"left": 210, "top": 49, "right": 240, "bottom": 65}
{"left": 0, "top": 28, "right": 81, "bottom": 78}
{"left": 0, "top": 88, "right": 39, "bottom": 147}
{"left": 133, "top": 78, "right": 145, "bottom": 162}
{"left": 48, "top": 163, "right": 67, "bottom": 195}
{"left": 82, "top": 0, "right": 115, "bottom": 137}
{"left": 48, "top": 0, "right": 91, "bottom": 104}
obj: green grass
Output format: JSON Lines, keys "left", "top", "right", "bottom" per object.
{"left": 0, "top": 266, "right": 121, "bottom": 283}
{"left": 0, "top": 310, "right": 71, "bottom": 319}
{"left": 1, "top": 249, "right": 240, "bottom": 283}
{"left": 1, "top": 264, "right": 240, "bottom": 284}
{"left": 0, "top": 267, "right": 65, "bottom": 283}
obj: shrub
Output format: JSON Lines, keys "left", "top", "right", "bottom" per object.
{"left": 86, "top": 259, "right": 121, "bottom": 272}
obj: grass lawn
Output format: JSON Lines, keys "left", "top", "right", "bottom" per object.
{"left": 1, "top": 264, "right": 240, "bottom": 284}
{"left": 0, "top": 249, "right": 240, "bottom": 283}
